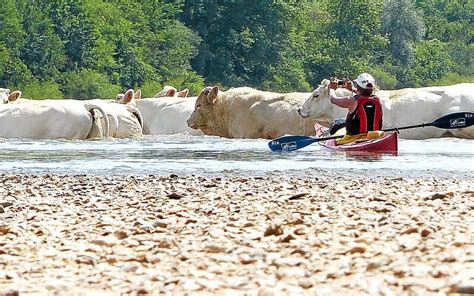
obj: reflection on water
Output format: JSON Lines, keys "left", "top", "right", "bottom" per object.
{"left": 0, "top": 135, "right": 473, "bottom": 178}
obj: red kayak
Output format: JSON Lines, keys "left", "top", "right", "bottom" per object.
{"left": 315, "top": 123, "right": 398, "bottom": 155}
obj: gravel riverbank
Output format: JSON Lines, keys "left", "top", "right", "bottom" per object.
{"left": 0, "top": 173, "right": 473, "bottom": 295}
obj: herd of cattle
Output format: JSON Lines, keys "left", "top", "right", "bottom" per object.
{"left": 1, "top": 82, "right": 473, "bottom": 141}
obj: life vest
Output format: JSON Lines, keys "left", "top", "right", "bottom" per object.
{"left": 345, "top": 95, "right": 383, "bottom": 135}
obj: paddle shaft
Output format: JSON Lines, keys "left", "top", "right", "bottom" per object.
{"left": 383, "top": 123, "right": 431, "bottom": 132}
{"left": 268, "top": 112, "right": 474, "bottom": 152}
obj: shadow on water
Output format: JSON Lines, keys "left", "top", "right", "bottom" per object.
{"left": 0, "top": 135, "right": 472, "bottom": 177}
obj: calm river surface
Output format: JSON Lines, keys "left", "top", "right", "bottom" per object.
{"left": 0, "top": 135, "right": 473, "bottom": 178}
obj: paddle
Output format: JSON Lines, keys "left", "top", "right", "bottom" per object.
{"left": 268, "top": 111, "right": 474, "bottom": 152}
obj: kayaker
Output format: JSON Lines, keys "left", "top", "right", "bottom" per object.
{"left": 328, "top": 73, "right": 383, "bottom": 136}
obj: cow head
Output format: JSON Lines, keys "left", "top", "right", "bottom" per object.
{"left": 187, "top": 86, "right": 219, "bottom": 130}
{"left": 298, "top": 79, "right": 333, "bottom": 119}
{"left": 154, "top": 86, "right": 189, "bottom": 98}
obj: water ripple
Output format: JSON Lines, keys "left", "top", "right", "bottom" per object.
{"left": 0, "top": 135, "right": 473, "bottom": 178}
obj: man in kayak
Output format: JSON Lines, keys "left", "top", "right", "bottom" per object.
{"left": 328, "top": 73, "right": 383, "bottom": 136}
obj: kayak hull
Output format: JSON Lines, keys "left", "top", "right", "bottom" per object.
{"left": 320, "top": 132, "right": 398, "bottom": 154}
{"left": 315, "top": 123, "right": 398, "bottom": 154}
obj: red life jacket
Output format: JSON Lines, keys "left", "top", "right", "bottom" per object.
{"left": 345, "top": 95, "right": 383, "bottom": 135}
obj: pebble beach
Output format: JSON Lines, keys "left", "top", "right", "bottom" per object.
{"left": 0, "top": 173, "right": 473, "bottom": 295}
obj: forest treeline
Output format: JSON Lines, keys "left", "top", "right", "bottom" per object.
{"left": 0, "top": 0, "right": 472, "bottom": 99}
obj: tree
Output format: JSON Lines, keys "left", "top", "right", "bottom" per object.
{"left": 0, "top": 0, "right": 32, "bottom": 87}
{"left": 182, "top": 0, "right": 300, "bottom": 88}
{"left": 415, "top": 0, "right": 473, "bottom": 77}
{"left": 303, "top": 0, "right": 388, "bottom": 86}
{"left": 62, "top": 69, "right": 120, "bottom": 100}
{"left": 46, "top": 0, "right": 99, "bottom": 71}
{"left": 0, "top": 0, "right": 471, "bottom": 94}
{"left": 412, "top": 39, "right": 454, "bottom": 86}
{"left": 381, "top": 0, "right": 425, "bottom": 65}
{"left": 18, "top": 1, "right": 66, "bottom": 81}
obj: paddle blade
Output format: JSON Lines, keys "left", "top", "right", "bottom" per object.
{"left": 268, "top": 135, "right": 318, "bottom": 152}
{"left": 431, "top": 112, "right": 474, "bottom": 129}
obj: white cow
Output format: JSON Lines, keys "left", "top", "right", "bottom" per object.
{"left": 438, "top": 84, "right": 474, "bottom": 138}
{"left": 89, "top": 89, "right": 143, "bottom": 138}
{"left": 3, "top": 89, "right": 143, "bottom": 138}
{"left": 298, "top": 80, "right": 474, "bottom": 139}
{"left": 186, "top": 86, "right": 316, "bottom": 139}
{"left": 0, "top": 102, "right": 110, "bottom": 140}
{"left": 116, "top": 87, "right": 203, "bottom": 136}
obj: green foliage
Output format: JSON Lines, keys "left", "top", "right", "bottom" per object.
{"left": 303, "top": 0, "right": 389, "bottom": 86}
{"left": 370, "top": 67, "right": 398, "bottom": 90}
{"left": 381, "top": 0, "right": 425, "bottom": 65}
{"left": 18, "top": 1, "right": 67, "bottom": 80}
{"left": 428, "top": 73, "right": 474, "bottom": 86}
{"left": 416, "top": 0, "right": 473, "bottom": 42}
{"left": 21, "top": 80, "right": 64, "bottom": 99}
{"left": 411, "top": 39, "right": 454, "bottom": 86}
{"left": 62, "top": 70, "right": 121, "bottom": 100}
{"left": 0, "top": 0, "right": 471, "bottom": 95}
{"left": 264, "top": 59, "right": 312, "bottom": 92}
{"left": 182, "top": 0, "right": 299, "bottom": 88}
{"left": 0, "top": 0, "right": 25, "bottom": 50}
{"left": 0, "top": 0, "right": 31, "bottom": 87}
{"left": 46, "top": 0, "right": 99, "bottom": 71}
{"left": 163, "top": 70, "right": 205, "bottom": 96}
{"left": 139, "top": 81, "right": 164, "bottom": 98}
{"left": 148, "top": 21, "right": 201, "bottom": 84}
{"left": 0, "top": 48, "right": 33, "bottom": 88}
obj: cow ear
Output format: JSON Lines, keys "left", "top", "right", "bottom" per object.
{"left": 123, "top": 89, "right": 134, "bottom": 104}
{"left": 209, "top": 86, "right": 219, "bottom": 104}
{"left": 166, "top": 88, "right": 176, "bottom": 97}
{"left": 178, "top": 88, "right": 189, "bottom": 98}
{"left": 9, "top": 90, "right": 22, "bottom": 102}
{"left": 134, "top": 89, "right": 142, "bottom": 100}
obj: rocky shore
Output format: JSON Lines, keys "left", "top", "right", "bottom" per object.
{"left": 0, "top": 173, "right": 473, "bottom": 295}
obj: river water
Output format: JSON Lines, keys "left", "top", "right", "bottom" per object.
{"left": 0, "top": 135, "right": 473, "bottom": 178}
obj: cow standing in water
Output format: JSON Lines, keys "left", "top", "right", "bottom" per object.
{"left": 2, "top": 88, "right": 143, "bottom": 139}
{"left": 298, "top": 80, "right": 474, "bottom": 139}
{"left": 0, "top": 101, "right": 110, "bottom": 140}
{"left": 187, "top": 86, "right": 315, "bottom": 139}
{"left": 116, "top": 86, "right": 203, "bottom": 136}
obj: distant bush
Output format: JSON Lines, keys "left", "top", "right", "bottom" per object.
{"left": 139, "top": 81, "right": 164, "bottom": 98}
{"left": 62, "top": 70, "right": 121, "bottom": 100}
{"left": 371, "top": 67, "right": 398, "bottom": 90}
{"left": 428, "top": 72, "right": 474, "bottom": 86}
{"left": 263, "top": 59, "right": 312, "bottom": 93}
{"left": 163, "top": 71, "right": 205, "bottom": 96}
{"left": 20, "top": 80, "right": 63, "bottom": 99}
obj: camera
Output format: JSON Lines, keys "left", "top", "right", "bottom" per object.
{"left": 337, "top": 79, "right": 345, "bottom": 86}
